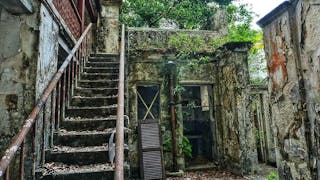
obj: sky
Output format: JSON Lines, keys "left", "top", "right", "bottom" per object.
{"left": 239, "top": 0, "right": 286, "bottom": 29}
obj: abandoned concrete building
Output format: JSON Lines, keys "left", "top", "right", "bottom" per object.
{"left": 0, "top": 0, "right": 319, "bottom": 179}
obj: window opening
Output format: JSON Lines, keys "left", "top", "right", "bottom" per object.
{"left": 137, "top": 85, "right": 160, "bottom": 121}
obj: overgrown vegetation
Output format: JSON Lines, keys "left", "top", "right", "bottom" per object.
{"left": 163, "top": 131, "right": 192, "bottom": 158}
{"left": 122, "top": 0, "right": 267, "bottom": 83}
{"left": 121, "top": 0, "right": 233, "bottom": 29}
{"left": 267, "top": 171, "right": 279, "bottom": 180}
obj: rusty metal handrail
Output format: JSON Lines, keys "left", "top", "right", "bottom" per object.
{"left": 114, "top": 24, "right": 126, "bottom": 180}
{"left": 0, "top": 23, "right": 93, "bottom": 179}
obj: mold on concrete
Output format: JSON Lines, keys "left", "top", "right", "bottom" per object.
{"left": 96, "top": 1, "right": 120, "bottom": 54}
{"left": 126, "top": 28, "right": 257, "bottom": 177}
{"left": 259, "top": 0, "right": 320, "bottom": 178}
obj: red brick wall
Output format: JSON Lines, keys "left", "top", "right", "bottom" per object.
{"left": 53, "top": 0, "right": 81, "bottom": 38}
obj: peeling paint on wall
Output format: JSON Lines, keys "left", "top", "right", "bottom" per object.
{"left": 260, "top": 0, "right": 320, "bottom": 179}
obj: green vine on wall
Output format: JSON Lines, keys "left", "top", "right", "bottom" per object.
{"left": 163, "top": 131, "right": 192, "bottom": 159}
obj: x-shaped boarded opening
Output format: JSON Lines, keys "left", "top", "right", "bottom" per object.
{"left": 137, "top": 86, "right": 160, "bottom": 120}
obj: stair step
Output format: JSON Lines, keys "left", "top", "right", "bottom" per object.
{"left": 61, "top": 116, "right": 117, "bottom": 131}
{"left": 85, "top": 62, "right": 119, "bottom": 68}
{"left": 65, "top": 105, "right": 117, "bottom": 118}
{"left": 37, "top": 163, "right": 114, "bottom": 180}
{"left": 46, "top": 146, "right": 109, "bottom": 165}
{"left": 54, "top": 128, "right": 129, "bottom": 147}
{"left": 70, "top": 95, "right": 118, "bottom": 107}
{"left": 54, "top": 129, "right": 114, "bottom": 147}
{"left": 74, "top": 87, "right": 118, "bottom": 97}
{"left": 90, "top": 53, "right": 119, "bottom": 58}
{"left": 80, "top": 72, "right": 118, "bottom": 80}
{"left": 77, "top": 79, "right": 118, "bottom": 88}
{"left": 87, "top": 57, "right": 118, "bottom": 63}
{"left": 84, "top": 67, "right": 119, "bottom": 73}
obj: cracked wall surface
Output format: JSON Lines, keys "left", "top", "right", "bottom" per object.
{"left": 250, "top": 86, "right": 276, "bottom": 165}
{"left": 126, "top": 28, "right": 256, "bottom": 177}
{"left": 0, "top": 2, "right": 63, "bottom": 178}
{"left": 96, "top": 1, "right": 120, "bottom": 53}
{"left": 259, "top": 0, "right": 320, "bottom": 179}
{"left": 0, "top": 1, "right": 40, "bottom": 158}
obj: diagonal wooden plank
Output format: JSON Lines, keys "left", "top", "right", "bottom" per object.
{"left": 143, "top": 91, "right": 159, "bottom": 120}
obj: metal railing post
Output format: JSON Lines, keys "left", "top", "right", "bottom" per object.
{"left": 114, "top": 24, "right": 126, "bottom": 180}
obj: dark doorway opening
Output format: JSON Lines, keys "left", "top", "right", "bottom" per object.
{"left": 181, "top": 85, "right": 214, "bottom": 166}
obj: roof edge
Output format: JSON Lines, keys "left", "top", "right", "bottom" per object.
{"left": 257, "top": 0, "right": 291, "bottom": 28}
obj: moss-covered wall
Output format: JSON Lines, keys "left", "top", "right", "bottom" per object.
{"left": 259, "top": 0, "right": 320, "bottom": 178}
{"left": 126, "top": 28, "right": 257, "bottom": 177}
{"left": 249, "top": 86, "right": 276, "bottom": 165}
{"left": 0, "top": 1, "right": 40, "bottom": 158}
{"left": 0, "top": 2, "right": 70, "bottom": 178}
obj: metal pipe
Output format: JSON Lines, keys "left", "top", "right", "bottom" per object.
{"left": 41, "top": 104, "right": 47, "bottom": 165}
{"left": 55, "top": 81, "right": 61, "bottom": 130}
{"left": 50, "top": 92, "right": 55, "bottom": 148}
{"left": 114, "top": 24, "right": 126, "bottom": 180}
{"left": 0, "top": 23, "right": 92, "bottom": 177}
{"left": 169, "top": 70, "right": 178, "bottom": 172}
{"left": 19, "top": 140, "right": 25, "bottom": 180}
{"left": 67, "top": 64, "right": 71, "bottom": 105}
{"left": 32, "top": 116, "right": 38, "bottom": 180}
{"left": 4, "top": 167, "right": 9, "bottom": 180}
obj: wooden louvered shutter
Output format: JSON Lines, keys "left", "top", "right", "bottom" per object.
{"left": 138, "top": 120, "right": 165, "bottom": 180}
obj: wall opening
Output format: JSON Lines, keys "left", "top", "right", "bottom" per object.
{"left": 181, "top": 85, "right": 214, "bottom": 166}
{"left": 137, "top": 85, "right": 160, "bottom": 121}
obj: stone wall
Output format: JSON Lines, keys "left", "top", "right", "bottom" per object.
{"left": 127, "top": 28, "right": 222, "bottom": 53}
{"left": 258, "top": 0, "right": 320, "bottom": 179}
{"left": 0, "top": 0, "right": 41, "bottom": 158}
{"left": 214, "top": 46, "right": 257, "bottom": 174}
{"left": 0, "top": 1, "right": 73, "bottom": 178}
{"left": 126, "top": 28, "right": 257, "bottom": 177}
{"left": 96, "top": 0, "right": 120, "bottom": 53}
{"left": 249, "top": 85, "right": 276, "bottom": 165}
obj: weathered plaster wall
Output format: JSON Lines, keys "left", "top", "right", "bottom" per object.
{"left": 263, "top": 11, "right": 311, "bottom": 179}
{"left": 96, "top": 1, "right": 120, "bottom": 53}
{"left": 0, "top": 1, "right": 40, "bottom": 179}
{"left": 259, "top": 0, "right": 320, "bottom": 178}
{"left": 128, "top": 28, "right": 222, "bottom": 53}
{"left": 0, "top": 1, "right": 40, "bottom": 157}
{"left": 33, "top": 3, "right": 60, "bottom": 168}
{"left": 37, "top": 5, "right": 59, "bottom": 99}
{"left": 214, "top": 47, "right": 258, "bottom": 174}
{"left": 250, "top": 86, "right": 276, "bottom": 165}
{"left": 0, "top": 2, "right": 64, "bottom": 178}
{"left": 126, "top": 28, "right": 256, "bottom": 177}
{"left": 295, "top": 1, "right": 320, "bottom": 178}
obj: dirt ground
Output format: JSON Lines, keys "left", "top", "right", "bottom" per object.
{"left": 166, "top": 164, "right": 277, "bottom": 180}
{"left": 166, "top": 169, "right": 246, "bottom": 180}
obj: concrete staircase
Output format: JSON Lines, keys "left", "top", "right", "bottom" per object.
{"left": 37, "top": 54, "right": 127, "bottom": 180}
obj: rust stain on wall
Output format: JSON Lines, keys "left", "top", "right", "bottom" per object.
{"left": 269, "top": 27, "right": 288, "bottom": 89}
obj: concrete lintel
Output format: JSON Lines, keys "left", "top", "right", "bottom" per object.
{"left": 0, "top": 0, "right": 33, "bottom": 14}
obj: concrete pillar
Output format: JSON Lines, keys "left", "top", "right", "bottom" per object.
{"left": 96, "top": 0, "right": 121, "bottom": 54}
